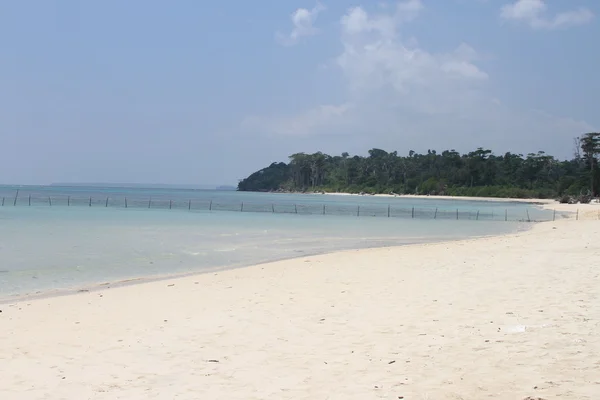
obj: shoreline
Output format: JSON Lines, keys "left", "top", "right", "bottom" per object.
{"left": 1, "top": 201, "right": 594, "bottom": 304}
{"left": 323, "top": 192, "right": 576, "bottom": 205}
{"left": 3, "top": 200, "right": 597, "bottom": 304}
{"left": 0, "top": 225, "right": 528, "bottom": 304}
{"left": 2, "top": 219, "right": 599, "bottom": 399}
{"left": 276, "top": 190, "right": 563, "bottom": 204}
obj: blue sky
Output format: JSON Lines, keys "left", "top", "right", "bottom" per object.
{"left": 1, "top": 0, "right": 598, "bottom": 185}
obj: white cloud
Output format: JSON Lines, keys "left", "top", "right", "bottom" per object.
{"left": 500, "top": 0, "right": 594, "bottom": 30}
{"left": 276, "top": 3, "right": 326, "bottom": 46}
{"left": 341, "top": 0, "right": 422, "bottom": 37}
{"left": 244, "top": 1, "right": 595, "bottom": 158}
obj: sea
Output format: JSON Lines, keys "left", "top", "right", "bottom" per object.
{"left": 0, "top": 185, "right": 561, "bottom": 301}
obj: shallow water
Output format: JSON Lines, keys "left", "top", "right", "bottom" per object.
{"left": 0, "top": 186, "right": 544, "bottom": 299}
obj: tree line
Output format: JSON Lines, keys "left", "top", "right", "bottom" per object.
{"left": 237, "top": 133, "right": 600, "bottom": 199}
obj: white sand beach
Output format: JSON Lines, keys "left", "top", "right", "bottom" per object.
{"left": 395, "top": 194, "right": 557, "bottom": 204}
{"left": 327, "top": 191, "right": 598, "bottom": 206}
{"left": 1, "top": 217, "right": 599, "bottom": 400}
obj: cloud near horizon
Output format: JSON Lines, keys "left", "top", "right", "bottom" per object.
{"left": 500, "top": 0, "right": 594, "bottom": 30}
{"left": 242, "top": 0, "right": 595, "bottom": 158}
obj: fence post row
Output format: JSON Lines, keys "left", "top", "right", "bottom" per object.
{"left": 6, "top": 194, "right": 564, "bottom": 224}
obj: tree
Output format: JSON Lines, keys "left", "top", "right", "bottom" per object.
{"left": 580, "top": 133, "right": 600, "bottom": 195}
{"left": 237, "top": 136, "right": 600, "bottom": 199}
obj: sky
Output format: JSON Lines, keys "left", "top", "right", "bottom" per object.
{"left": 1, "top": 0, "right": 598, "bottom": 186}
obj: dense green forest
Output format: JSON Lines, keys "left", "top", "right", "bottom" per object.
{"left": 238, "top": 133, "right": 600, "bottom": 200}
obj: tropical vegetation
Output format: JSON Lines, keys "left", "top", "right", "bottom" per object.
{"left": 238, "top": 133, "right": 600, "bottom": 200}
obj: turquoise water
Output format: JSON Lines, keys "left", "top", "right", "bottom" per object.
{"left": 0, "top": 186, "right": 551, "bottom": 300}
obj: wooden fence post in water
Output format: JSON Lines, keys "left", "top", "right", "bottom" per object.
{"left": 105, "top": 197, "right": 109, "bottom": 207}
{"left": 323, "top": 204, "right": 326, "bottom": 215}
{"left": 476, "top": 210, "right": 480, "bottom": 221}
{"left": 1, "top": 197, "right": 4, "bottom": 206}
{"left": 209, "top": 200, "right": 213, "bottom": 211}
{"left": 412, "top": 207, "right": 415, "bottom": 219}
{"left": 456, "top": 209, "right": 458, "bottom": 220}
{"left": 526, "top": 209, "right": 530, "bottom": 222}
{"left": 28, "top": 194, "right": 31, "bottom": 206}
{"left": 505, "top": 209, "right": 507, "bottom": 221}
{"left": 357, "top": 205, "right": 360, "bottom": 217}
{"left": 272, "top": 204, "right": 275, "bottom": 213}
{"left": 434, "top": 208, "right": 438, "bottom": 219}
{"left": 89, "top": 196, "right": 92, "bottom": 207}
{"left": 68, "top": 196, "right": 70, "bottom": 207}
{"left": 387, "top": 205, "right": 390, "bottom": 218}
{"left": 125, "top": 198, "right": 128, "bottom": 208}
{"left": 148, "top": 198, "right": 152, "bottom": 208}
{"left": 294, "top": 204, "right": 298, "bottom": 214}
{"left": 553, "top": 209, "right": 556, "bottom": 221}
{"left": 13, "top": 189, "right": 19, "bottom": 206}
{"left": 240, "top": 202, "right": 244, "bottom": 212}
{"left": 169, "top": 200, "right": 172, "bottom": 210}
{"left": 48, "top": 197, "right": 52, "bottom": 206}
{"left": 188, "top": 200, "right": 191, "bottom": 210}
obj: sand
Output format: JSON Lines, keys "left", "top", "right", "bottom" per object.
{"left": 321, "top": 191, "right": 555, "bottom": 202}
{"left": 322, "top": 192, "right": 558, "bottom": 203}
{"left": 2, "top": 220, "right": 600, "bottom": 399}
{"left": 542, "top": 202, "right": 600, "bottom": 221}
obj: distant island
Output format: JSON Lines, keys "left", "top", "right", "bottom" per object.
{"left": 238, "top": 133, "right": 600, "bottom": 200}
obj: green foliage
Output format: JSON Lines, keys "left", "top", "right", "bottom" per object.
{"left": 238, "top": 137, "right": 600, "bottom": 198}
{"left": 237, "top": 162, "right": 290, "bottom": 192}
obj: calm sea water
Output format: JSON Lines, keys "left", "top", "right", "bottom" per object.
{"left": 0, "top": 185, "right": 551, "bottom": 300}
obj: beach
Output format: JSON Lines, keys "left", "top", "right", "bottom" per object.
{"left": 325, "top": 191, "right": 557, "bottom": 203}
{"left": 1, "top": 204, "right": 599, "bottom": 399}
